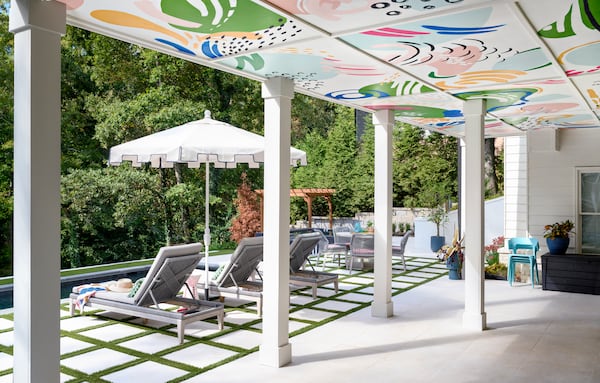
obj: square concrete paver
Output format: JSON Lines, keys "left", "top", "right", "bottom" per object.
{"left": 61, "top": 348, "right": 137, "bottom": 375}
{"left": 394, "top": 275, "right": 426, "bottom": 283}
{"left": 407, "top": 271, "right": 438, "bottom": 278}
{"left": 223, "top": 310, "right": 260, "bottom": 325}
{"left": 289, "top": 308, "right": 338, "bottom": 322}
{"left": 0, "top": 331, "right": 12, "bottom": 347}
{"left": 61, "top": 336, "right": 95, "bottom": 355}
{"left": 168, "top": 320, "right": 225, "bottom": 339}
{"left": 343, "top": 276, "right": 373, "bottom": 285}
{"left": 79, "top": 323, "right": 146, "bottom": 342}
{"left": 312, "top": 299, "right": 362, "bottom": 312}
{"left": 335, "top": 282, "right": 362, "bottom": 291}
{"left": 119, "top": 332, "right": 184, "bottom": 354}
{"left": 313, "top": 287, "right": 338, "bottom": 298}
{"left": 0, "top": 352, "right": 11, "bottom": 372}
{"left": 289, "top": 294, "right": 315, "bottom": 306}
{"left": 60, "top": 315, "right": 109, "bottom": 331}
{"left": 102, "top": 361, "right": 188, "bottom": 383}
{"left": 391, "top": 281, "right": 413, "bottom": 289}
{"left": 162, "top": 343, "right": 237, "bottom": 369}
{"left": 251, "top": 319, "right": 311, "bottom": 333}
{"left": 212, "top": 329, "right": 262, "bottom": 350}
{"left": 357, "top": 286, "right": 374, "bottom": 295}
{"left": 0, "top": 319, "right": 12, "bottom": 331}
{"left": 336, "top": 292, "right": 373, "bottom": 303}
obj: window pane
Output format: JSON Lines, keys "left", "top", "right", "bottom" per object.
{"left": 581, "top": 173, "right": 600, "bottom": 213}
{"left": 581, "top": 215, "right": 600, "bottom": 254}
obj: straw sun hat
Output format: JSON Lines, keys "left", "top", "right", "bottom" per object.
{"left": 106, "top": 278, "right": 133, "bottom": 293}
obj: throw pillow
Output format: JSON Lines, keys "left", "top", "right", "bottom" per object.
{"left": 128, "top": 277, "right": 145, "bottom": 298}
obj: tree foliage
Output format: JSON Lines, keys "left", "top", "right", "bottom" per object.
{"left": 394, "top": 125, "right": 458, "bottom": 208}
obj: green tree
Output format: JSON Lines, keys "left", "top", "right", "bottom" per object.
{"left": 0, "top": 7, "right": 13, "bottom": 274}
{"left": 319, "top": 105, "right": 358, "bottom": 216}
{"left": 350, "top": 114, "right": 375, "bottom": 211}
{"left": 394, "top": 125, "right": 458, "bottom": 208}
{"left": 61, "top": 167, "right": 165, "bottom": 268}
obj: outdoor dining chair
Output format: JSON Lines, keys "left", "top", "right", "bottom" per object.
{"left": 507, "top": 237, "right": 540, "bottom": 287}
{"left": 348, "top": 233, "right": 375, "bottom": 273}
{"left": 317, "top": 226, "right": 352, "bottom": 269}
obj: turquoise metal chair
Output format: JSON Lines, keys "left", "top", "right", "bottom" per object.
{"left": 507, "top": 237, "right": 540, "bottom": 287}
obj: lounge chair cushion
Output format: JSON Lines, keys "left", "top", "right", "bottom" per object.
{"left": 212, "top": 263, "right": 227, "bottom": 281}
{"left": 128, "top": 278, "right": 145, "bottom": 298}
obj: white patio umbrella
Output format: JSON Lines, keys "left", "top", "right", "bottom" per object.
{"left": 109, "top": 110, "right": 307, "bottom": 299}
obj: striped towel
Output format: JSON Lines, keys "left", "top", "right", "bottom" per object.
{"left": 75, "top": 285, "right": 107, "bottom": 314}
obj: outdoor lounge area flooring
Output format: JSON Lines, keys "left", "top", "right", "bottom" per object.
{"left": 1, "top": 238, "right": 600, "bottom": 382}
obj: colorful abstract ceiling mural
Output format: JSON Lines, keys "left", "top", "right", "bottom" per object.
{"left": 64, "top": 0, "right": 600, "bottom": 137}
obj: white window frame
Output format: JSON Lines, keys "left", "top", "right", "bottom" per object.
{"left": 576, "top": 167, "right": 600, "bottom": 254}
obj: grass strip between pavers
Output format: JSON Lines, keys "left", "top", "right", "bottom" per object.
{"left": 1, "top": 256, "right": 448, "bottom": 382}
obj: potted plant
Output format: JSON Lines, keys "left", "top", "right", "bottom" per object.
{"left": 437, "top": 229, "right": 463, "bottom": 279}
{"left": 484, "top": 236, "right": 507, "bottom": 280}
{"left": 543, "top": 220, "right": 574, "bottom": 255}
{"left": 428, "top": 205, "right": 447, "bottom": 252}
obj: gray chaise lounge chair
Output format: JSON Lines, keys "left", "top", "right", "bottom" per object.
{"left": 205, "top": 236, "right": 265, "bottom": 316}
{"left": 69, "top": 242, "right": 225, "bottom": 344}
{"left": 289, "top": 232, "right": 339, "bottom": 298}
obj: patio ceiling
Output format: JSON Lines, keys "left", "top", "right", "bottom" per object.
{"left": 63, "top": 0, "right": 600, "bottom": 138}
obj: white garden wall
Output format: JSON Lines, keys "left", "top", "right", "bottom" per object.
{"left": 413, "top": 197, "right": 505, "bottom": 252}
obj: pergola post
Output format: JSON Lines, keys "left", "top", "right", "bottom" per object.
{"left": 305, "top": 195, "right": 313, "bottom": 228}
{"left": 9, "top": 1, "right": 66, "bottom": 381}
{"left": 371, "top": 109, "right": 394, "bottom": 318}
{"left": 463, "top": 98, "right": 487, "bottom": 331}
{"left": 259, "top": 76, "right": 294, "bottom": 367}
{"left": 326, "top": 196, "right": 333, "bottom": 230}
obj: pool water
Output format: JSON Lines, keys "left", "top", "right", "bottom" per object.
{"left": 0, "top": 268, "right": 150, "bottom": 310}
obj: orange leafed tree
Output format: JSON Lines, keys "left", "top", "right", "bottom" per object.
{"left": 229, "top": 173, "right": 262, "bottom": 243}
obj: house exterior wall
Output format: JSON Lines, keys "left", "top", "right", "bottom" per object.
{"left": 527, "top": 128, "right": 600, "bottom": 253}
{"left": 504, "top": 135, "right": 528, "bottom": 239}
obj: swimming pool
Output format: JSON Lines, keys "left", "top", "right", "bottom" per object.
{"left": 0, "top": 266, "right": 150, "bottom": 310}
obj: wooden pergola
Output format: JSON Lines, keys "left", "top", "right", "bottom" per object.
{"left": 255, "top": 188, "right": 335, "bottom": 231}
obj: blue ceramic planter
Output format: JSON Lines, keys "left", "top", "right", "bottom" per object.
{"left": 430, "top": 236, "right": 445, "bottom": 252}
{"left": 546, "top": 237, "right": 569, "bottom": 255}
{"left": 446, "top": 254, "right": 462, "bottom": 280}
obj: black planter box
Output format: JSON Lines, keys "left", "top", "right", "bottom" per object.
{"left": 541, "top": 253, "right": 600, "bottom": 295}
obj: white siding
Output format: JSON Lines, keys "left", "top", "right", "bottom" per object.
{"left": 528, "top": 128, "right": 600, "bottom": 253}
{"left": 504, "top": 135, "right": 528, "bottom": 238}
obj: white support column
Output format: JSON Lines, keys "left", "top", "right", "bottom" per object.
{"left": 9, "top": 1, "right": 66, "bottom": 382}
{"left": 372, "top": 110, "right": 394, "bottom": 317}
{"left": 459, "top": 138, "right": 466, "bottom": 241}
{"left": 259, "top": 77, "right": 294, "bottom": 367}
{"left": 462, "top": 99, "right": 487, "bottom": 331}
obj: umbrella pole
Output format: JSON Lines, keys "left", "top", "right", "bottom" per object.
{"left": 204, "top": 162, "right": 210, "bottom": 301}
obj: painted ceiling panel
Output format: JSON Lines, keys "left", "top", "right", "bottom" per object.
{"left": 341, "top": 3, "right": 560, "bottom": 90}
{"left": 218, "top": 37, "right": 432, "bottom": 101}
{"left": 571, "top": 73, "right": 600, "bottom": 116}
{"left": 457, "top": 79, "right": 599, "bottom": 130}
{"left": 62, "top": 0, "right": 600, "bottom": 137}
{"left": 265, "top": 0, "right": 487, "bottom": 35}
{"left": 66, "top": 0, "right": 318, "bottom": 60}
{"left": 518, "top": 0, "right": 600, "bottom": 75}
